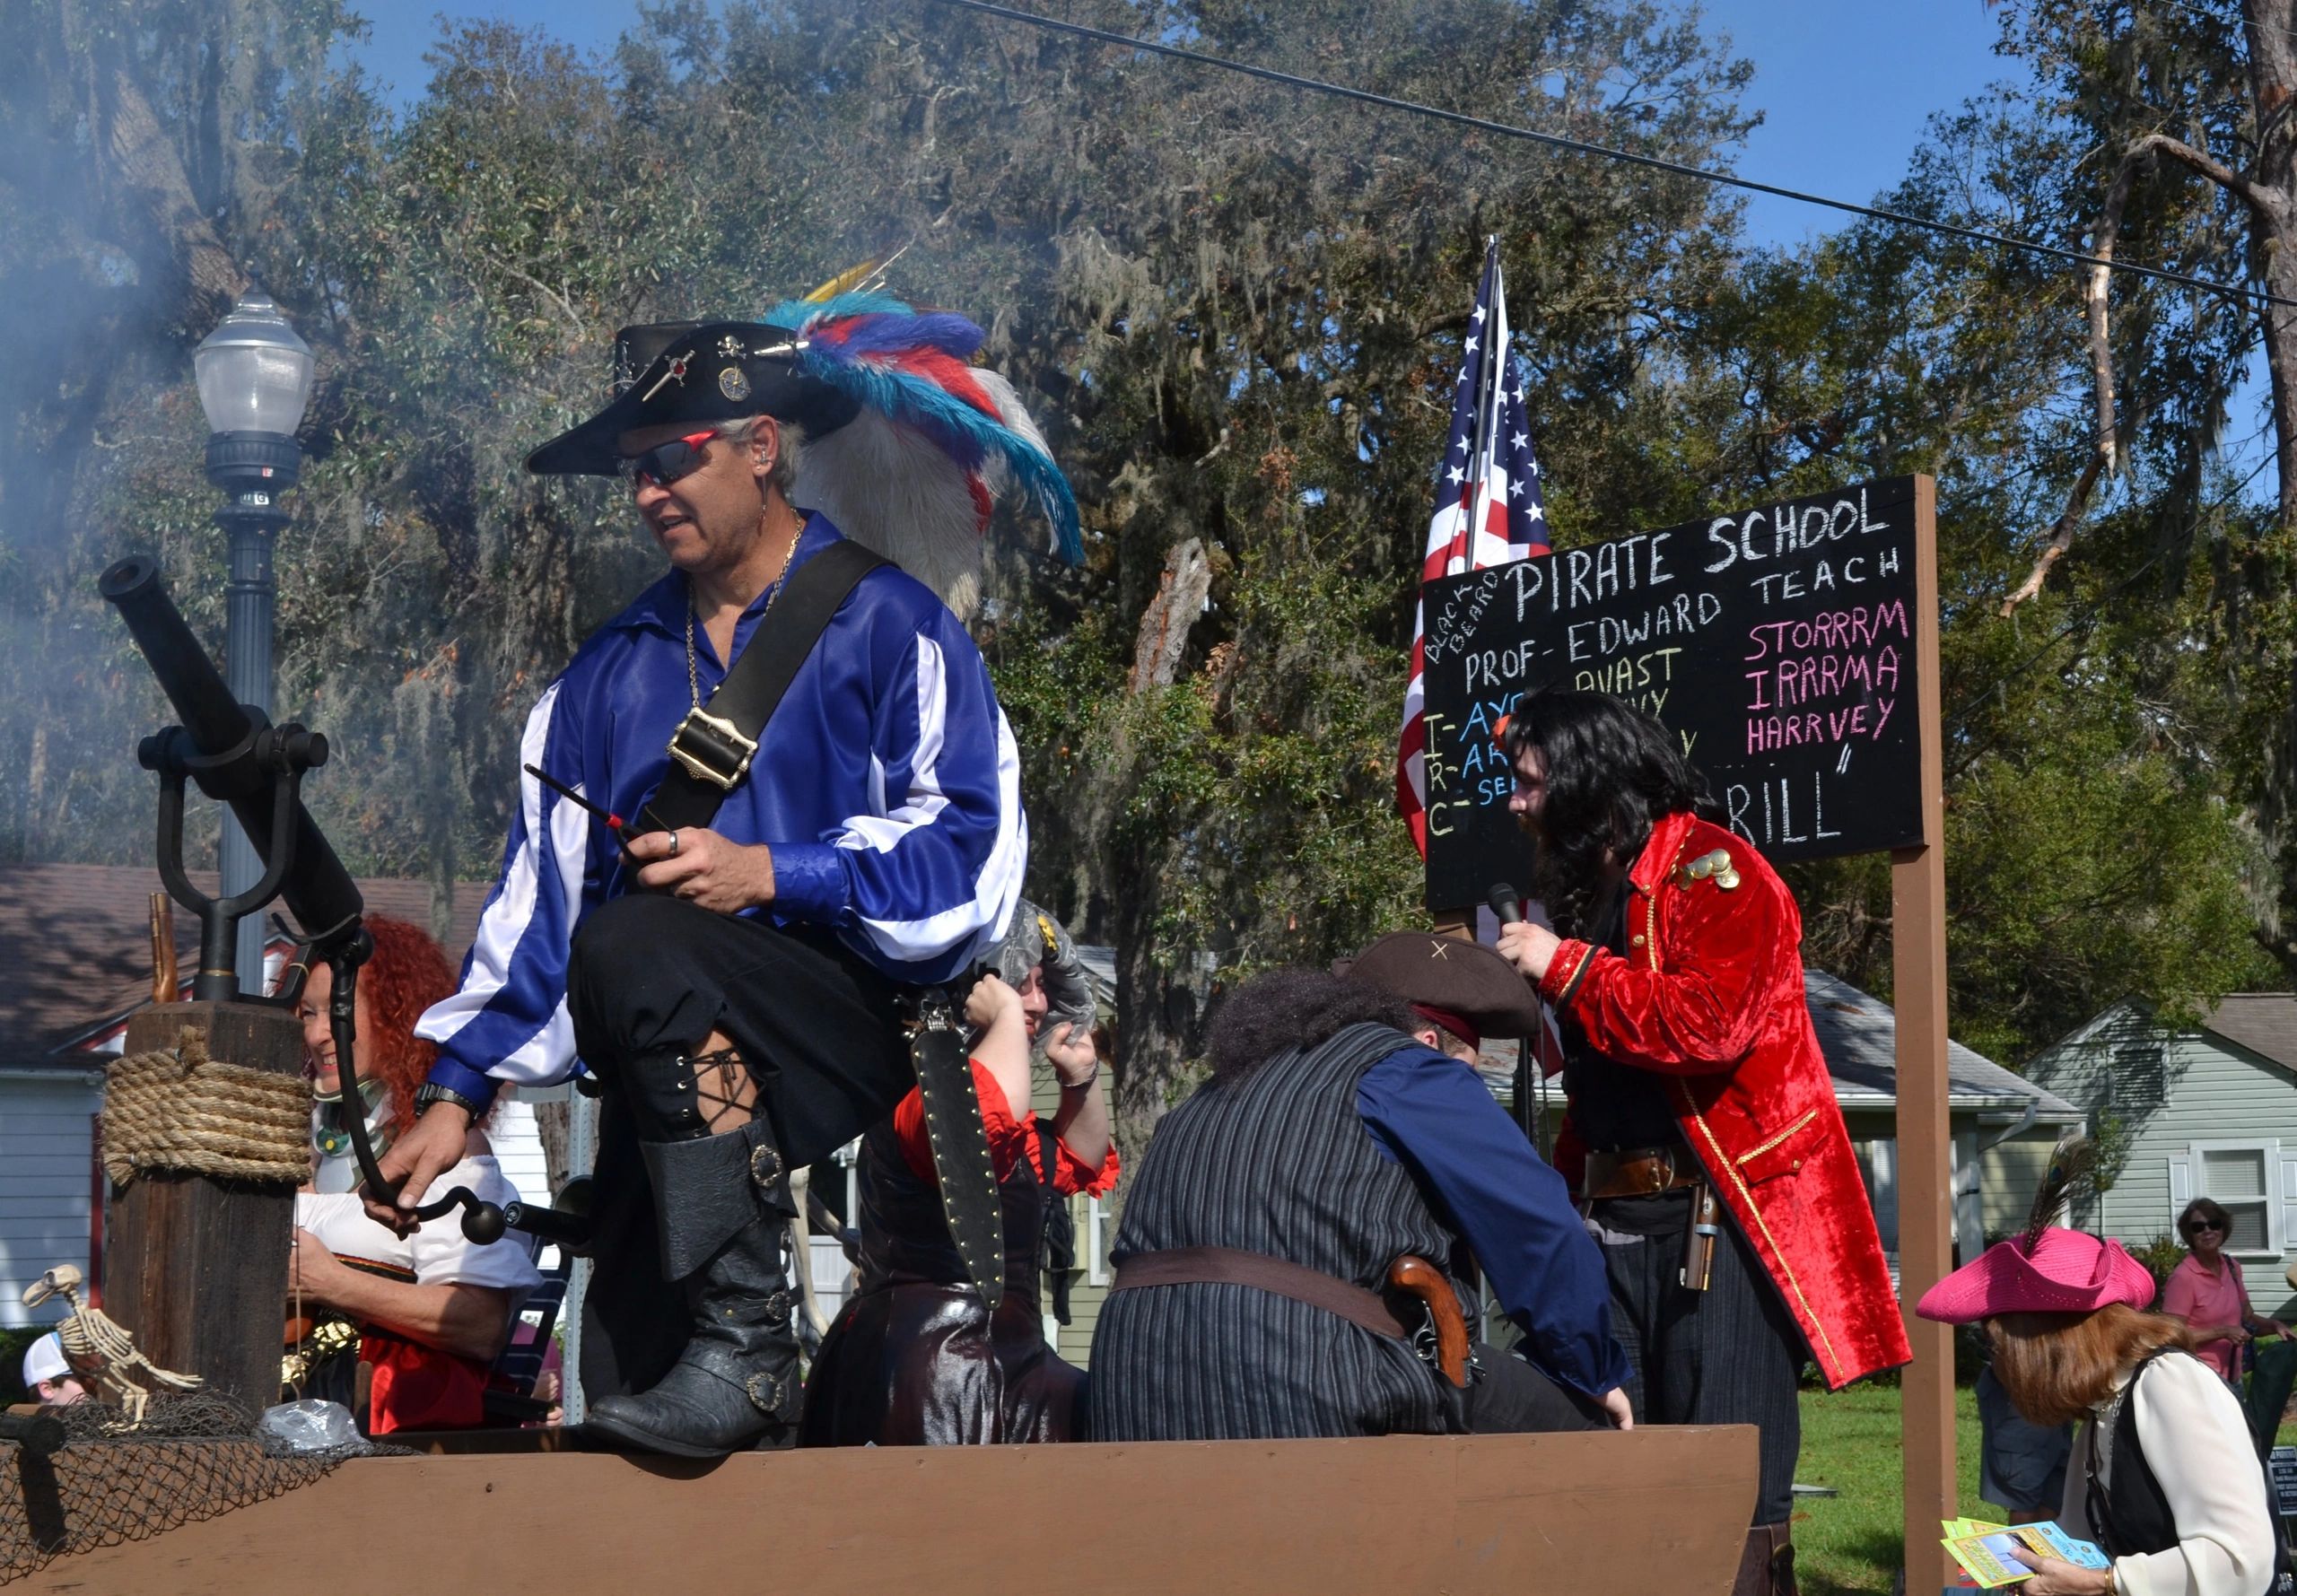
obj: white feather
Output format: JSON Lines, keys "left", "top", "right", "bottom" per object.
{"left": 969, "top": 369, "right": 1073, "bottom": 560}
{"left": 971, "top": 368, "right": 1055, "bottom": 457}
{"left": 796, "top": 411, "right": 985, "bottom": 618}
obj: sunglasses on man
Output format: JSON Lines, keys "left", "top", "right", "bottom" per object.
{"left": 616, "top": 430, "right": 719, "bottom": 488}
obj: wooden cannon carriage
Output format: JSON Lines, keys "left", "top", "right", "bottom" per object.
{"left": 13, "top": 1427, "right": 1756, "bottom": 1594}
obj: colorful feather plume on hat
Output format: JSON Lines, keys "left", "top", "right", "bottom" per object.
{"left": 762, "top": 288, "right": 1081, "bottom": 616}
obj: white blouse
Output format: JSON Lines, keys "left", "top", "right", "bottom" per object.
{"left": 2057, "top": 1350, "right": 2279, "bottom": 1596}
{"left": 294, "top": 1153, "right": 542, "bottom": 1293}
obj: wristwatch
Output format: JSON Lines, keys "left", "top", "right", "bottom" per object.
{"left": 1057, "top": 1060, "right": 1101, "bottom": 1092}
{"left": 413, "top": 1081, "right": 485, "bottom": 1121}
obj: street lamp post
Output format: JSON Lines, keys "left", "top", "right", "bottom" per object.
{"left": 193, "top": 293, "right": 313, "bottom": 996}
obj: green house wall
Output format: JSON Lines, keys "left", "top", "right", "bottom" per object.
{"left": 2028, "top": 1004, "right": 2297, "bottom": 1315}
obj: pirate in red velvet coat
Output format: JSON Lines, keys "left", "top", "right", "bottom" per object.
{"left": 1492, "top": 690, "right": 1909, "bottom": 1596}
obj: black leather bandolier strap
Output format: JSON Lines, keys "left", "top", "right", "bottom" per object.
{"left": 907, "top": 986, "right": 1008, "bottom": 1309}
{"left": 629, "top": 536, "right": 1008, "bottom": 1308}
{"left": 633, "top": 538, "right": 886, "bottom": 834}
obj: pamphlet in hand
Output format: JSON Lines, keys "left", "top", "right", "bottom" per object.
{"left": 1939, "top": 1520, "right": 2110, "bottom": 1587}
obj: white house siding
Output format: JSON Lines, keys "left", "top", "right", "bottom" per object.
{"left": 1981, "top": 1129, "right": 2066, "bottom": 1242}
{"left": 1847, "top": 1119, "right": 2070, "bottom": 1264}
{"left": 1850, "top": 1131, "right": 1900, "bottom": 1253}
{"left": 1051, "top": 1191, "right": 1114, "bottom": 1369}
{"left": 485, "top": 1095, "right": 554, "bottom": 1209}
{"left": 0, "top": 1072, "right": 102, "bottom": 1327}
{"left": 2030, "top": 1004, "right": 2297, "bottom": 1314}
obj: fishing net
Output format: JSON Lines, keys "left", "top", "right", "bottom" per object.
{"left": 0, "top": 1391, "right": 405, "bottom": 1585}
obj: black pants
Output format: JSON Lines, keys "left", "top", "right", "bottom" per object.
{"left": 1590, "top": 1189, "right": 1805, "bottom": 1525}
{"left": 1463, "top": 1341, "right": 1608, "bottom": 1433}
{"left": 566, "top": 894, "right": 913, "bottom": 1400}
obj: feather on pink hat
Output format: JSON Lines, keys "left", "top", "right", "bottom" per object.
{"left": 1915, "top": 1226, "right": 2157, "bottom": 1323}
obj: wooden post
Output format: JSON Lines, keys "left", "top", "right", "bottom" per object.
{"left": 1894, "top": 475, "right": 1954, "bottom": 1596}
{"left": 104, "top": 1000, "right": 301, "bottom": 1413}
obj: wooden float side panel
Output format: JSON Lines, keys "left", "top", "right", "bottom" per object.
{"left": 20, "top": 1426, "right": 1756, "bottom": 1596}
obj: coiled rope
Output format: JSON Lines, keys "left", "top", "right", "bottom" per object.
{"left": 102, "top": 1026, "right": 309, "bottom": 1187}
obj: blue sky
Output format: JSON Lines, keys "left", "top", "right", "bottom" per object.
{"left": 1693, "top": 0, "right": 2019, "bottom": 248}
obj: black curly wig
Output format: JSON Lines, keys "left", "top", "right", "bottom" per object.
{"left": 1500, "top": 688, "right": 1707, "bottom": 936}
{"left": 1206, "top": 969, "right": 1419, "bottom": 1079}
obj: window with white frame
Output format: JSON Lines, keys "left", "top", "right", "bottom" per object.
{"left": 2203, "top": 1147, "right": 2272, "bottom": 1252}
{"left": 1084, "top": 1194, "right": 1112, "bottom": 1286}
{"left": 2171, "top": 1140, "right": 2289, "bottom": 1256}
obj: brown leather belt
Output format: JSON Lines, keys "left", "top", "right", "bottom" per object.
{"left": 1585, "top": 1145, "right": 1701, "bottom": 1199}
{"left": 1109, "top": 1244, "right": 1409, "bottom": 1339}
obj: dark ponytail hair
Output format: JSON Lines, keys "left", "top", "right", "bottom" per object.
{"left": 1500, "top": 689, "right": 1707, "bottom": 935}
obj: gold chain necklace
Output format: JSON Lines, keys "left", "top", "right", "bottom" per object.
{"left": 685, "top": 519, "right": 806, "bottom": 710}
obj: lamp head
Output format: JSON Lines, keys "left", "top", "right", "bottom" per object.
{"left": 194, "top": 292, "right": 313, "bottom": 440}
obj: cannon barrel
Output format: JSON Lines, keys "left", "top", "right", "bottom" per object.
{"left": 100, "top": 554, "right": 364, "bottom": 938}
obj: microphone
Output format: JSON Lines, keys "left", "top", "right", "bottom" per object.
{"left": 1488, "top": 882, "right": 1524, "bottom": 926}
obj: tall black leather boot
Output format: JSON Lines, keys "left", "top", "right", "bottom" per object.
{"left": 585, "top": 1112, "right": 800, "bottom": 1457}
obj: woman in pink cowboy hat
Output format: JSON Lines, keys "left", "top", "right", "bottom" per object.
{"left": 1917, "top": 1146, "right": 2287, "bottom": 1596}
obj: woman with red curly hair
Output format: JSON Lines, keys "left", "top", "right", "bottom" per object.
{"left": 286, "top": 915, "right": 539, "bottom": 1434}
{"left": 300, "top": 916, "right": 459, "bottom": 1181}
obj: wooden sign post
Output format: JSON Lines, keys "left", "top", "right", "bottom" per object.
{"left": 1893, "top": 476, "right": 1954, "bottom": 1596}
{"left": 103, "top": 1000, "right": 302, "bottom": 1414}
{"left": 1419, "top": 474, "right": 1954, "bottom": 1592}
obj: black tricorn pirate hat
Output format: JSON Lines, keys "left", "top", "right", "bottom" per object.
{"left": 1337, "top": 931, "right": 1542, "bottom": 1042}
{"left": 525, "top": 320, "right": 863, "bottom": 476}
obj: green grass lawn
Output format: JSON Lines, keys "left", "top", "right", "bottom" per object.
{"left": 1792, "top": 1384, "right": 1986, "bottom": 1595}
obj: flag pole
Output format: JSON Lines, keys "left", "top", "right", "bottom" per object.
{"left": 1465, "top": 236, "right": 1506, "bottom": 556}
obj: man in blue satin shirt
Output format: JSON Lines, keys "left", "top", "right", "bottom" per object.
{"left": 367, "top": 318, "right": 1033, "bottom": 1456}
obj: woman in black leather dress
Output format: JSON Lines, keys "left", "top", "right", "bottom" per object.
{"left": 799, "top": 969, "right": 1116, "bottom": 1444}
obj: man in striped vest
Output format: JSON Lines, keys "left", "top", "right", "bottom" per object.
{"left": 1086, "top": 966, "right": 1629, "bottom": 1439}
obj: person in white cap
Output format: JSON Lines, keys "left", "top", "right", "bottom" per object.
{"left": 20, "top": 1332, "right": 87, "bottom": 1406}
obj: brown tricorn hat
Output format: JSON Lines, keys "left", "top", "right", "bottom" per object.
{"left": 1337, "top": 931, "right": 1543, "bottom": 1044}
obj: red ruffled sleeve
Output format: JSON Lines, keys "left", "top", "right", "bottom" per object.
{"left": 891, "top": 1061, "right": 1121, "bottom": 1198}
{"left": 1049, "top": 1128, "right": 1120, "bottom": 1199}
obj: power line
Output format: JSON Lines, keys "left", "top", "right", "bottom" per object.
{"left": 924, "top": 0, "right": 2297, "bottom": 312}
{"left": 2136, "top": 0, "right": 2288, "bottom": 44}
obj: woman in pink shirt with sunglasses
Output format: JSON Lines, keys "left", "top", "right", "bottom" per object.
{"left": 2162, "top": 1199, "right": 2288, "bottom": 1383}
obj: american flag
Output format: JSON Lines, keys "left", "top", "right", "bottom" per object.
{"left": 1396, "top": 239, "right": 1551, "bottom": 855}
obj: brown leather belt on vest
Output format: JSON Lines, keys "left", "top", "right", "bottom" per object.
{"left": 1584, "top": 1145, "right": 1702, "bottom": 1199}
{"left": 1110, "top": 1245, "right": 1409, "bottom": 1339}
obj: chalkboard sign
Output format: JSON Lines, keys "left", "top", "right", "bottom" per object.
{"left": 2269, "top": 1445, "right": 2297, "bottom": 1521}
{"left": 1420, "top": 475, "right": 1926, "bottom": 911}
